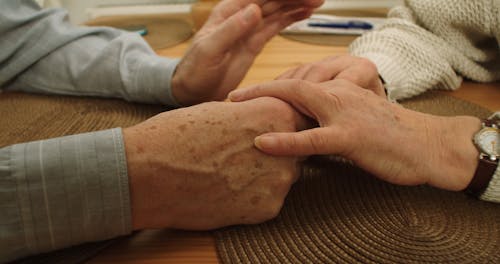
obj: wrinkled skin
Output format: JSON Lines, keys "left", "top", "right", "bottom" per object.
{"left": 276, "top": 55, "right": 386, "bottom": 97}
{"left": 230, "top": 79, "right": 482, "bottom": 191}
{"left": 123, "top": 97, "right": 309, "bottom": 230}
{"left": 171, "top": 0, "right": 324, "bottom": 105}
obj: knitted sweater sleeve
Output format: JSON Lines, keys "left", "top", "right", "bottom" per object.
{"left": 349, "top": 0, "right": 500, "bottom": 101}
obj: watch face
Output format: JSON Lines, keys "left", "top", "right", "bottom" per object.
{"left": 475, "top": 128, "right": 499, "bottom": 157}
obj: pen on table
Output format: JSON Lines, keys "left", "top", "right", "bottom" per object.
{"left": 307, "top": 20, "right": 373, "bottom": 30}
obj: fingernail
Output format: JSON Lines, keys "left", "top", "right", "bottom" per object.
{"left": 243, "top": 4, "right": 257, "bottom": 24}
{"left": 228, "top": 90, "right": 243, "bottom": 101}
{"left": 255, "top": 135, "right": 277, "bottom": 150}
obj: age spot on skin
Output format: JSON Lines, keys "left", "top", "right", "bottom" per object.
{"left": 136, "top": 145, "right": 145, "bottom": 154}
{"left": 250, "top": 196, "right": 261, "bottom": 205}
{"left": 189, "top": 120, "right": 195, "bottom": 125}
{"left": 254, "top": 160, "right": 263, "bottom": 169}
{"left": 149, "top": 125, "right": 157, "bottom": 130}
{"left": 212, "top": 161, "right": 219, "bottom": 168}
{"left": 178, "top": 124, "right": 187, "bottom": 132}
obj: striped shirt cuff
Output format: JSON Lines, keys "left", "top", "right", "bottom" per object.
{"left": 0, "top": 128, "right": 132, "bottom": 262}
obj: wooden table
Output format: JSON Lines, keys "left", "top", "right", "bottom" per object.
{"left": 88, "top": 34, "right": 500, "bottom": 264}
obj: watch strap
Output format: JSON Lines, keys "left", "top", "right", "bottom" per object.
{"left": 466, "top": 157, "right": 498, "bottom": 196}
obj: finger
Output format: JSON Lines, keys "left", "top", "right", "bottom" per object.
{"left": 246, "top": 6, "right": 314, "bottom": 49}
{"left": 276, "top": 0, "right": 324, "bottom": 8}
{"left": 229, "top": 79, "right": 331, "bottom": 121}
{"left": 254, "top": 127, "right": 345, "bottom": 156}
{"left": 288, "top": 63, "right": 314, "bottom": 80}
{"left": 205, "top": 4, "right": 262, "bottom": 54}
{"left": 276, "top": 67, "right": 299, "bottom": 80}
{"left": 206, "top": 0, "right": 321, "bottom": 26}
{"left": 301, "top": 56, "right": 346, "bottom": 82}
{"left": 204, "top": 0, "right": 252, "bottom": 27}
{"left": 261, "top": 1, "right": 283, "bottom": 17}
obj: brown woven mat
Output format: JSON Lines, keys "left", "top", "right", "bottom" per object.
{"left": 214, "top": 92, "right": 500, "bottom": 263}
{"left": 1, "top": 91, "right": 498, "bottom": 263}
{"left": 0, "top": 92, "right": 165, "bottom": 147}
{"left": 0, "top": 92, "right": 166, "bottom": 263}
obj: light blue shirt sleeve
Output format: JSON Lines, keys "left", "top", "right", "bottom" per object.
{"left": 0, "top": 0, "right": 182, "bottom": 107}
{"left": 0, "top": 0, "right": 185, "bottom": 261}
{"left": 0, "top": 129, "right": 132, "bottom": 263}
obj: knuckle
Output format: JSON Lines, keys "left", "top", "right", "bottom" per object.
{"left": 340, "top": 71, "right": 363, "bottom": 84}
{"left": 287, "top": 135, "right": 301, "bottom": 151}
{"left": 324, "top": 55, "right": 340, "bottom": 62}
{"left": 191, "top": 38, "right": 209, "bottom": 54}
{"left": 277, "top": 168, "right": 297, "bottom": 186}
{"left": 307, "top": 130, "right": 328, "bottom": 153}
{"left": 294, "top": 79, "right": 310, "bottom": 93}
{"left": 309, "top": 64, "right": 329, "bottom": 78}
{"left": 358, "top": 58, "right": 378, "bottom": 73}
{"left": 264, "top": 200, "right": 284, "bottom": 220}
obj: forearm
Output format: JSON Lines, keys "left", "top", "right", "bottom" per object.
{"left": 0, "top": 128, "right": 132, "bottom": 262}
{"left": 0, "top": 0, "right": 181, "bottom": 106}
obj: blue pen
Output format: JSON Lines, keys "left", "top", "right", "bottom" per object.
{"left": 308, "top": 20, "right": 373, "bottom": 30}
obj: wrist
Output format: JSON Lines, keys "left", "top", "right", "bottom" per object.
{"left": 171, "top": 70, "right": 193, "bottom": 107}
{"left": 171, "top": 69, "right": 209, "bottom": 106}
{"left": 122, "top": 125, "right": 173, "bottom": 230}
{"left": 428, "top": 115, "right": 482, "bottom": 191}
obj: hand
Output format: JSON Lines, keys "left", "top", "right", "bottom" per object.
{"left": 172, "top": 0, "right": 324, "bottom": 106}
{"left": 276, "top": 55, "right": 386, "bottom": 97}
{"left": 229, "top": 79, "right": 482, "bottom": 191}
{"left": 123, "top": 97, "right": 309, "bottom": 230}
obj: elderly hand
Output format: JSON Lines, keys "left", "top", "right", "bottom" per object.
{"left": 276, "top": 55, "right": 386, "bottom": 97}
{"left": 171, "top": 0, "right": 324, "bottom": 106}
{"left": 123, "top": 97, "right": 309, "bottom": 230}
{"left": 229, "top": 79, "right": 482, "bottom": 191}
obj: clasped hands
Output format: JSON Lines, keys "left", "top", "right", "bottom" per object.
{"left": 123, "top": 0, "right": 482, "bottom": 231}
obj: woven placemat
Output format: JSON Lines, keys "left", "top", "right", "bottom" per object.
{"left": 214, "top": 92, "right": 500, "bottom": 263}
{"left": 0, "top": 92, "right": 165, "bottom": 263}
{"left": 0, "top": 92, "right": 165, "bottom": 147}
{"left": 1, "top": 91, "right": 498, "bottom": 263}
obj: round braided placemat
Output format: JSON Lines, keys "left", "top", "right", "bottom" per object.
{"left": 0, "top": 92, "right": 164, "bottom": 147}
{"left": 0, "top": 92, "right": 165, "bottom": 263}
{"left": 214, "top": 92, "right": 500, "bottom": 263}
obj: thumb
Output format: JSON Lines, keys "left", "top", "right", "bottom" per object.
{"left": 254, "top": 128, "right": 346, "bottom": 156}
{"left": 204, "top": 4, "right": 261, "bottom": 54}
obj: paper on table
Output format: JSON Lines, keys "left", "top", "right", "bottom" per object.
{"left": 281, "top": 14, "right": 386, "bottom": 35}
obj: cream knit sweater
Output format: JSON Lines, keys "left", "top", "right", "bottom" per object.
{"left": 350, "top": 0, "right": 500, "bottom": 202}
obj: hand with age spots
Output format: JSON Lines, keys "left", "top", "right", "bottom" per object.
{"left": 122, "top": 97, "right": 310, "bottom": 230}
{"left": 171, "top": 0, "right": 324, "bottom": 106}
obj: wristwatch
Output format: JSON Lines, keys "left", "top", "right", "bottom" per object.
{"left": 466, "top": 113, "right": 500, "bottom": 196}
